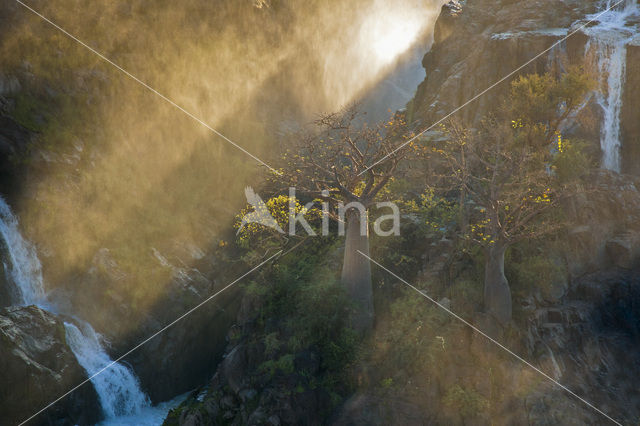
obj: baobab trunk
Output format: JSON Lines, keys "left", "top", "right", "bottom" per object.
{"left": 483, "top": 243, "right": 512, "bottom": 324}
{"left": 341, "top": 209, "right": 374, "bottom": 333}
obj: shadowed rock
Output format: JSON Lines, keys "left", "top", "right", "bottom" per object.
{"left": 0, "top": 305, "right": 101, "bottom": 425}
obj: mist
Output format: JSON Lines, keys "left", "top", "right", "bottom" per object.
{"left": 0, "top": 0, "right": 444, "bottom": 327}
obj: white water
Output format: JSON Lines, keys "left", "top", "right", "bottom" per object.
{"left": 64, "top": 321, "right": 150, "bottom": 418}
{"left": 98, "top": 392, "right": 189, "bottom": 426}
{"left": 0, "top": 195, "right": 165, "bottom": 422}
{"left": 0, "top": 197, "right": 45, "bottom": 305}
{"left": 584, "top": 0, "right": 640, "bottom": 172}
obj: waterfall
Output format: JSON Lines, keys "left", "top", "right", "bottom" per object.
{"left": 584, "top": 0, "right": 639, "bottom": 172}
{"left": 595, "top": 41, "right": 626, "bottom": 172}
{"left": 64, "top": 322, "right": 150, "bottom": 418}
{"left": 0, "top": 195, "right": 150, "bottom": 420}
{"left": 0, "top": 196, "right": 45, "bottom": 305}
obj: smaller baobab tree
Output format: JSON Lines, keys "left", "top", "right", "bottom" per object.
{"left": 275, "top": 104, "right": 419, "bottom": 333}
{"left": 435, "top": 68, "right": 595, "bottom": 325}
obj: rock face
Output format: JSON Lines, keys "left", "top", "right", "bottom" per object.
{"left": 562, "top": 171, "right": 640, "bottom": 276}
{"left": 0, "top": 305, "right": 101, "bottom": 425}
{"left": 621, "top": 40, "right": 640, "bottom": 174}
{"left": 162, "top": 287, "right": 337, "bottom": 426}
{"left": 523, "top": 266, "right": 640, "bottom": 424}
{"left": 334, "top": 394, "right": 431, "bottom": 425}
{"left": 330, "top": 265, "right": 640, "bottom": 425}
{"left": 411, "top": 0, "right": 599, "bottom": 127}
{"left": 0, "top": 113, "right": 29, "bottom": 198}
{"left": 45, "top": 243, "right": 239, "bottom": 404}
{"left": 126, "top": 294, "right": 237, "bottom": 403}
{"left": 413, "top": 0, "right": 640, "bottom": 273}
{"left": 411, "top": 0, "right": 640, "bottom": 174}
{"left": 0, "top": 236, "right": 17, "bottom": 308}
{"left": 118, "top": 251, "right": 239, "bottom": 404}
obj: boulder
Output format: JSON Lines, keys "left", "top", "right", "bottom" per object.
{"left": 561, "top": 172, "right": 640, "bottom": 277}
{"left": 0, "top": 305, "right": 101, "bottom": 425}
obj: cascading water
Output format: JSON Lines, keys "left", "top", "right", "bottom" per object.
{"left": 0, "top": 195, "right": 152, "bottom": 421}
{"left": 584, "top": 0, "right": 640, "bottom": 172}
{"left": 64, "top": 321, "right": 150, "bottom": 418}
{"left": 0, "top": 196, "right": 45, "bottom": 305}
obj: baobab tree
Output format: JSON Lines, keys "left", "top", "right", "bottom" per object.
{"left": 436, "top": 68, "right": 594, "bottom": 324}
{"left": 276, "top": 104, "right": 418, "bottom": 332}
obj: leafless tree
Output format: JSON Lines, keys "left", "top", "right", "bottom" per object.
{"left": 275, "top": 104, "right": 418, "bottom": 332}
{"left": 434, "top": 69, "right": 594, "bottom": 324}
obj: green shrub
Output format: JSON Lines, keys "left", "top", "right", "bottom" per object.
{"left": 552, "top": 138, "right": 594, "bottom": 183}
{"left": 10, "top": 92, "right": 49, "bottom": 132}
{"left": 385, "top": 292, "right": 450, "bottom": 374}
{"left": 507, "top": 253, "right": 566, "bottom": 297}
{"left": 244, "top": 239, "right": 358, "bottom": 401}
{"left": 259, "top": 354, "right": 295, "bottom": 377}
{"left": 443, "top": 384, "right": 489, "bottom": 418}
{"left": 264, "top": 332, "right": 281, "bottom": 356}
{"left": 448, "top": 278, "right": 482, "bottom": 316}
{"left": 380, "top": 377, "right": 393, "bottom": 388}
{"left": 401, "top": 188, "right": 458, "bottom": 239}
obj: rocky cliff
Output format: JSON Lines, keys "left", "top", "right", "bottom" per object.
{"left": 165, "top": 3, "right": 640, "bottom": 424}
{"left": 413, "top": 0, "right": 640, "bottom": 277}
{"left": 412, "top": 0, "right": 640, "bottom": 175}
{"left": 0, "top": 306, "right": 101, "bottom": 425}
{"left": 2, "top": 0, "right": 640, "bottom": 424}
{"left": 412, "top": 0, "right": 597, "bottom": 125}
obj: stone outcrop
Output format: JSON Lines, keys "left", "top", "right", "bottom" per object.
{"left": 125, "top": 293, "right": 236, "bottom": 403}
{"left": 605, "top": 232, "right": 640, "bottom": 269}
{"left": 64, "top": 244, "right": 240, "bottom": 404}
{"left": 0, "top": 236, "right": 16, "bottom": 308}
{"left": 23, "top": 235, "right": 239, "bottom": 406}
{"left": 0, "top": 305, "right": 101, "bottom": 425}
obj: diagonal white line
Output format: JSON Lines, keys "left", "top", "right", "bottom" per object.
{"left": 357, "top": 250, "right": 622, "bottom": 426}
{"left": 18, "top": 250, "right": 282, "bottom": 426}
{"left": 358, "top": 0, "right": 627, "bottom": 176}
{"left": 14, "top": 0, "right": 279, "bottom": 174}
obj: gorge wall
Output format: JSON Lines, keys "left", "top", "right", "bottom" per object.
{"left": 3, "top": 0, "right": 640, "bottom": 424}
{"left": 411, "top": 0, "right": 640, "bottom": 176}
{"left": 0, "top": 0, "right": 446, "bottom": 422}
{"left": 410, "top": 0, "right": 640, "bottom": 280}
